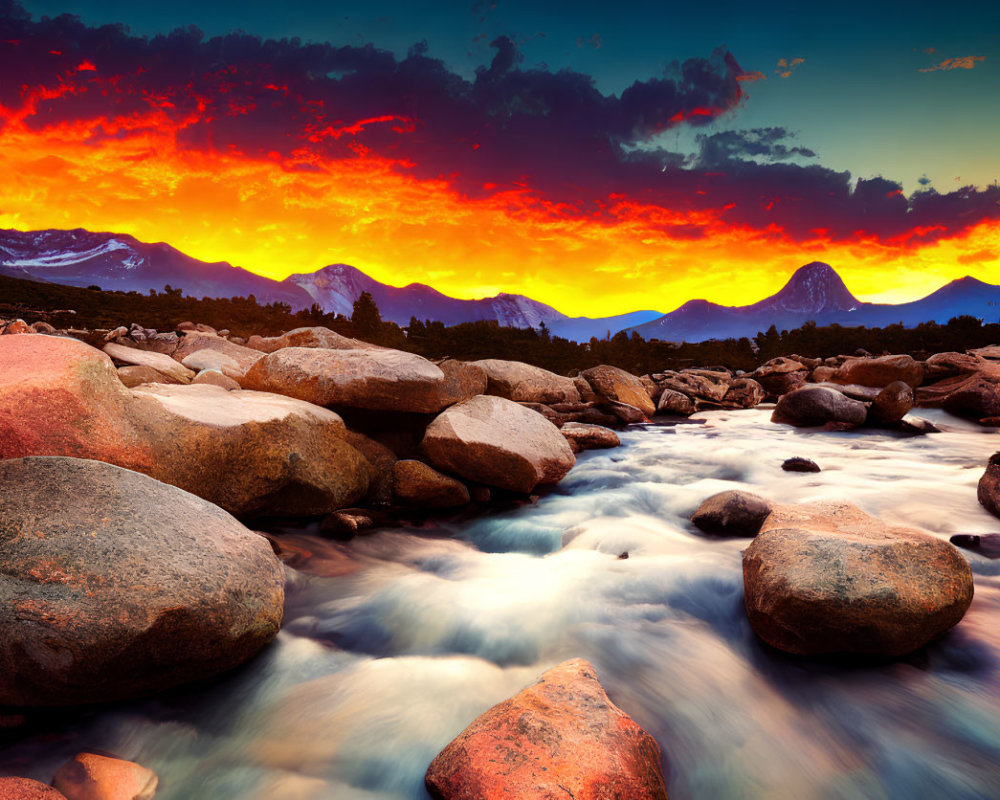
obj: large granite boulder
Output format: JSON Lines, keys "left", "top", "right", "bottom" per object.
{"left": 472, "top": 358, "right": 580, "bottom": 404}
{"left": 425, "top": 659, "right": 668, "bottom": 800}
{"left": 977, "top": 453, "right": 1000, "bottom": 519}
{"left": 656, "top": 370, "right": 730, "bottom": 403}
{"left": 0, "top": 457, "right": 285, "bottom": 706}
{"left": 243, "top": 347, "right": 477, "bottom": 413}
{"left": 941, "top": 374, "right": 1000, "bottom": 420}
{"left": 0, "top": 778, "right": 65, "bottom": 798}
{"left": 130, "top": 384, "right": 372, "bottom": 516}
{"left": 560, "top": 422, "right": 620, "bottom": 452}
{"left": 869, "top": 381, "right": 914, "bottom": 424}
{"left": 831, "top": 354, "right": 924, "bottom": 389}
{"left": 581, "top": 365, "right": 656, "bottom": 418}
{"left": 771, "top": 386, "right": 867, "bottom": 428}
{"left": 744, "top": 502, "right": 973, "bottom": 656}
{"left": 247, "top": 326, "right": 373, "bottom": 353}
{"left": 723, "top": 378, "right": 766, "bottom": 409}
{"left": 103, "top": 342, "right": 194, "bottom": 383}
{"left": 655, "top": 388, "right": 696, "bottom": 417}
{"left": 421, "top": 395, "right": 576, "bottom": 493}
{"left": 0, "top": 336, "right": 370, "bottom": 517}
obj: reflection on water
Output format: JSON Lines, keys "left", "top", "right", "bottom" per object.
{"left": 3, "top": 408, "right": 1000, "bottom": 799}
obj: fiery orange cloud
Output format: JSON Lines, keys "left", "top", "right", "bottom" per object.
{"left": 919, "top": 55, "right": 985, "bottom": 72}
{"left": 2, "top": 100, "right": 997, "bottom": 319}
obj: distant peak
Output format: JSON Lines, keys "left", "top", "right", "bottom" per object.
{"left": 761, "top": 261, "right": 859, "bottom": 314}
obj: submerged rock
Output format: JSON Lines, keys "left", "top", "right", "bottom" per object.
{"left": 771, "top": 386, "right": 867, "bottom": 428}
{"left": 781, "top": 457, "right": 821, "bottom": 473}
{"left": 977, "top": 452, "right": 1000, "bottom": 519}
{"left": 0, "top": 457, "right": 285, "bottom": 706}
{"left": 421, "top": 395, "right": 575, "bottom": 493}
{"left": 691, "top": 490, "right": 772, "bottom": 536}
{"left": 744, "top": 502, "right": 973, "bottom": 656}
{"left": 425, "top": 658, "right": 668, "bottom": 800}
{"left": 52, "top": 753, "right": 157, "bottom": 800}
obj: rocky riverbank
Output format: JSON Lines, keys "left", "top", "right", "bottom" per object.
{"left": 2, "top": 317, "right": 999, "bottom": 796}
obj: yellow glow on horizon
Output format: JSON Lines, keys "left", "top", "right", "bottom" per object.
{"left": 1, "top": 102, "right": 999, "bottom": 318}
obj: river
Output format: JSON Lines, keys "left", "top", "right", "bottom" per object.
{"left": 3, "top": 407, "right": 1000, "bottom": 799}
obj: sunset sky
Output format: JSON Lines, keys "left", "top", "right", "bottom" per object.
{"left": 1, "top": 0, "right": 998, "bottom": 316}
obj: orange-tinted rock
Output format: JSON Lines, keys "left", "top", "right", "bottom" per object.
{"left": 470, "top": 359, "right": 580, "bottom": 404}
{"left": 744, "top": 503, "right": 974, "bottom": 656}
{"left": 0, "top": 457, "right": 284, "bottom": 707}
{"left": 426, "top": 659, "right": 668, "bottom": 800}
{"left": 655, "top": 370, "right": 730, "bottom": 403}
{"left": 0, "top": 334, "right": 156, "bottom": 471}
{"left": 941, "top": 374, "right": 1000, "bottom": 420}
{"left": 560, "top": 422, "right": 620, "bottom": 451}
{"left": 392, "top": 460, "right": 470, "bottom": 508}
{"left": 831, "top": 354, "right": 924, "bottom": 388}
{"left": 103, "top": 342, "right": 194, "bottom": 383}
{"left": 0, "top": 777, "right": 66, "bottom": 799}
{"left": 422, "top": 395, "right": 575, "bottom": 493}
{"left": 190, "top": 369, "right": 241, "bottom": 390}
{"left": 723, "top": 378, "right": 766, "bottom": 408}
{"left": 52, "top": 753, "right": 157, "bottom": 800}
{"left": 172, "top": 332, "right": 264, "bottom": 377}
{"left": 1, "top": 318, "right": 32, "bottom": 334}
{"left": 116, "top": 365, "right": 179, "bottom": 388}
{"left": 247, "top": 326, "right": 372, "bottom": 353}
{"left": 243, "top": 347, "right": 470, "bottom": 413}
{"left": 655, "top": 388, "right": 695, "bottom": 417}
{"left": 581, "top": 365, "right": 656, "bottom": 418}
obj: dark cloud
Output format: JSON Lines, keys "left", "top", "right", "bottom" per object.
{"left": 696, "top": 128, "right": 817, "bottom": 166}
{"left": 918, "top": 174, "right": 932, "bottom": 186}
{"left": 577, "top": 33, "right": 602, "bottom": 50}
{"left": 1, "top": 1, "right": 997, "bottom": 245}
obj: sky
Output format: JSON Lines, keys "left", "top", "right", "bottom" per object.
{"left": 1, "top": 0, "right": 998, "bottom": 316}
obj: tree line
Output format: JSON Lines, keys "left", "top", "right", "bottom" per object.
{"left": 1, "top": 273, "right": 996, "bottom": 374}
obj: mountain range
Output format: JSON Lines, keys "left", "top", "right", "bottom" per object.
{"left": 628, "top": 261, "right": 1000, "bottom": 342}
{"left": 1, "top": 228, "right": 996, "bottom": 343}
{"left": 0, "top": 228, "right": 662, "bottom": 342}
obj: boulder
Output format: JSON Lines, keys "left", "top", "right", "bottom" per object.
{"left": 771, "top": 386, "right": 867, "bottom": 428}
{"left": 117, "top": 365, "right": 179, "bottom": 388}
{"left": 757, "top": 370, "right": 807, "bottom": 398}
{"left": 129, "top": 384, "right": 372, "bottom": 516}
{"left": 472, "top": 358, "right": 580, "bottom": 404}
{"left": 781, "top": 457, "right": 820, "bottom": 473}
{"left": 243, "top": 347, "right": 474, "bottom": 414}
{"left": 831, "top": 354, "right": 924, "bottom": 388}
{"left": 977, "top": 452, "right": 1000, "bottom": 519}
{"left": 574, "top": 375, "right": 598, "bottom": 403}
{"left": 247, "top": 326, "right": 372, "bottom": 353}
{"left": 0, "top": 336, "right": 370, "bottom": 517}
{"left": 1, "top": 318, "right": 32, "bottom": 334}
{"left": 869, "top": 381, "right": 914, "bottom": 424}
{"left": 691, "top": 490, "right": 772, "bottom": 536}
{"left": 103, "top": 341, "right": 194, "bottom": 383}
{"left": 752, "top": 357, "right": 808, "bottom": 379}
{"left": 941, "top": 375, "right": 1000, "bottom": 420}
{"left": 0, "top": 457, "right": 284, "bottom": 706}
{"left": 723, "top": 378, "right": 765, "bottom": 408}
{"left": 655, "top": 388, "right": 696, "bottom": 417}
{"left": 31, "top": 321, "right": 57, "bottom": 334}
{"left": 606, "top": 400, "right": 649, "bottom": 424}
{"left": 343, "top": 430, "right": 397, "bottom": 507}
{"left": 421, "top": 395, "right": 576, "bottom": 493}
{"left": 425, "top": 659, "right": 668, "bottom": 800}
{"left": 656, "top": 370, "right": 730, "bottom": 403}
{"left": 811, "top": 365, "right": 836, "bottom": 383}
{"left": 392, "top": 460, "right": 471, "bottom": 508}
{"left": 560, "top": 422, "right": 620, "bottom": 451}
{"left": 950, "top": 534, "right": 1000, "bottom": 559}
{"left": 191, "top": 369, "right": 241, "bottom": 390}
{"left": 744, "top": 509, "right": 973, "bottom": 656}
{"left": 181, "top": 348, "right": 243, "bottom": 380}
{"left": 437, "top": 360, "right": 489, "bottom": 407}
{"left": 922, "top": 352, "right": 983, "bottom": 382}
{"left": 581, "top": 365, "right": 656, "bottom": 418}
{"left": 52, "top": 753, "right": 157, "bottom": 800}
{"left": 172, "top": 332, "right": 264, "bottom": 377}
{"left": 0, "top": 778, "right": 65, "bottom": 799}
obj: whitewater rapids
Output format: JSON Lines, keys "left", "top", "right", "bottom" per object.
{"left": 2, "top": 408, "right": 1000, "bottom": 799}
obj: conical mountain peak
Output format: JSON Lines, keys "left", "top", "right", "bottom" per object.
{"left": 761, "top": 261, "right": 859, "bottom": 315}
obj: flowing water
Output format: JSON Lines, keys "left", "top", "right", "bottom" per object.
{"left": 3, "top": 408, "right": 1000, "bottom": 799}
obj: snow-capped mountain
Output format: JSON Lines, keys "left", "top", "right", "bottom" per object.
{"left": 0, "top": 228, "right": 314, "bottom": 309}
{"left": 630, "top": 261, "right": 1000, "bottom": 343}
{"left": 0, "top": 228, "right": 657, "bottom": 341}
{"left": 282, "top": 264, "right": 568, "bottom": 328}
